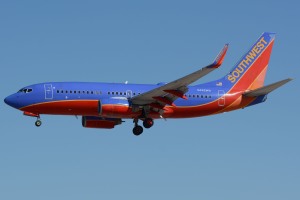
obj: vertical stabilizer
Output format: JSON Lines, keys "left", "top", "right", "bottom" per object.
{"left": 220, "top": 32, "right": 276, "bottom": 91}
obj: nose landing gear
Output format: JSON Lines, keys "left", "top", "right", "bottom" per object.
{"left": 23, "top": 112, "right": 42, "bottom": 127}
{"left": 35, "top": 119, "right": 42, "bottom": 127}
{"left": 35, "top": 115, "right": 42, "bottom": 127}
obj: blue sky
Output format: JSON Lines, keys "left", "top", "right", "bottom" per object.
{"left": 0, "top": 1, "right": 299, "bottom": 199}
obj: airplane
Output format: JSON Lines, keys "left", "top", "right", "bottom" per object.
{"left": 4, "top": 32, "right": 292, "bottom": 136}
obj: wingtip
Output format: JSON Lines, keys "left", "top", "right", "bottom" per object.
{"left": 212, "top": 43, "right": 229, "bottom": 68}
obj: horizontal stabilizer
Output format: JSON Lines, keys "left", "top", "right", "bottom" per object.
{"left": 243, "top": 78, "right": 292, "bottom": 97}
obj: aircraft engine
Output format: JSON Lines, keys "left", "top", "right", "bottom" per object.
{"left": 82, "top": 116, "right": 122, "bottom": 129}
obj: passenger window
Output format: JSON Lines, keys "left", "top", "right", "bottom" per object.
{"left": 57, "top": 90, "right": 59, "bottom": 93}
{"left": 87, "top": 91, "right": 89, "bottom": 94}
{"left": 91, "top": 91, "right": 93, "bottom": 94}
{"left": 112, "top": 92, "right": 115, "bottom": 95}
{"left": 70, "top": 91, "right": 73, "bottom": 94}
{"left": 74, "top": 91, "right": 76, "bottom": 94}
{"left": 78, "top": 91, "right": 80, "bottom": 94}
{"left": 65, "top": 91, "right": 68, "bottom": 94}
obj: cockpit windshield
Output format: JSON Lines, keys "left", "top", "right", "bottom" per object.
{"left": 18, "top": 88, "right": 33, "bottom": 93}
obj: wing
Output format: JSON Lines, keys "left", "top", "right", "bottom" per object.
{"left": 131, "top": 44, "right": 229, "bottom": 108}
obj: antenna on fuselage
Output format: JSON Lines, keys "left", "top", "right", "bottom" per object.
{"left": 160, "top": 115, "right": 167, "bottom": 121}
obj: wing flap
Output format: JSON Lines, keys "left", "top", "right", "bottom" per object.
{"left": 243, "top": 78, "right": 292, "bottom": 97}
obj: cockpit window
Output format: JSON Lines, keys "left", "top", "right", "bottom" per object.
{"left": 18, "top": 88, "right": 33, "bottom": 93}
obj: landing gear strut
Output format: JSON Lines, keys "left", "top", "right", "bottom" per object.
{"left": 132, "top": 118, "right": 143, "bottom": 136}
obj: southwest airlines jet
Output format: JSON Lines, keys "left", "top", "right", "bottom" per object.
{"left": 4, "top": 32, "right": 292, "bottom": 135}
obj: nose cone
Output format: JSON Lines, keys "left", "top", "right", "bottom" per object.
{"left": 4, "top": 94, "right": 20, "bottom": 109}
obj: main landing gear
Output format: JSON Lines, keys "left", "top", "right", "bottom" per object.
{"left": 143, "top": 118, "right": 154, "bottom": 129}
{"left": 132, "top": 118, "right": 154, "bottom": 136}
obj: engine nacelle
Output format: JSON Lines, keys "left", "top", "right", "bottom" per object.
{"left": 99, "top": 98, "right": 130, "bottom": 117}
{"left": 82, "top": 116, "right": 122, "bottom": 129}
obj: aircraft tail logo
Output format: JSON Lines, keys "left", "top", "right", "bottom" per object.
{"left": 224, "top": 32, "right": 276, "bottom": 90}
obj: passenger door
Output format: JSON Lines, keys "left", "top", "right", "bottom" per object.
{"left": 44, "top": 84, "right": 53, "bottom": 99}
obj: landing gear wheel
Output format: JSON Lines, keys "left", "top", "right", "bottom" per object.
{"left": 133, "top": 125, "right": 143, "bottom": 136}
{"left": 35, "top": 120, "right": 42, "bottom": 127}
{"left": 143, "top": 118, "right": 154, "bottom": 129}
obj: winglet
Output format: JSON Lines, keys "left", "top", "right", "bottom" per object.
{"left": 209, "top": 44, "right": 229, "bottom": 68}
{"left": 243, "top": 78, "right": 292, "bottom": 97}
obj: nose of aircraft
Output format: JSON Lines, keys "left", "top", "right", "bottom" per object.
{"left": 4, "top": 94, "right": 19, "bottom": 109}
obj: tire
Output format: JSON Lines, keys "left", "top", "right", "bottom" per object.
{"left": 133, "top": 125, "right": 143, "bottom": 136}
{"left": 35, "top": 120, "right": 42, "bottom": 127}
{"left": 143, "top": 118, "right": 154, "bottom": 129}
